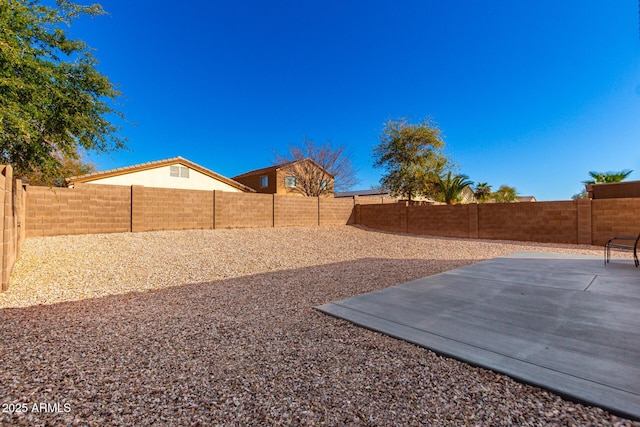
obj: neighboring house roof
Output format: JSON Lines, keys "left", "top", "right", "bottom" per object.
{"left": 335, "top": 189, "right": 393, "bottom": 198}
{"left": 232, "top": 164, "right": 280, "bottom": 180}
{"left": 337, "top": 189, "right": 440, "bottom": 202}
{"left": 516, "top": 196, "right": 537, "bottom": 202}
{"left": 459, "top": 186, "right": 475, "bottom": 202}
{"left": 66, "top": 156, "right": 255, "bottom": 192}
{"left": 232, "top": 158, "right": 334, "bottom": 180}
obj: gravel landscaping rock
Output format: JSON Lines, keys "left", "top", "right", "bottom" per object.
{"left": 0, "top": 226, "right": 637, "bottom": 426}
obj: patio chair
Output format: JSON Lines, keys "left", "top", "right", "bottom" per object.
{"left": 604, "top": 234, "right": 640, "bottom": 267}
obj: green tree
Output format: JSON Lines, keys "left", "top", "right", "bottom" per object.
{"left": 583, "top": 170, "right": 633, "bottom": 184}
{"left": 0, "top": 0, "right": 126, "bottom": 183}
{"left": 437, "top": 171, "right": 473, "bottom": 204}
{"left": 571, "top": 189, "right": 588, "bottom": 200}
{"left": 372, "top": 118, "right": 449, "bottom": 201}
{"left": 19, "top": 150, "right": 95, "bottom": 186}
{"left": 473, "top": 182, "right": 492, "bottom": 202}
{"left": 492, "top": 185, "right": 518, "bottom": 203}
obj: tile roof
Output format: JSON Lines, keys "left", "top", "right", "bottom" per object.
{"left": 66, "top": 156, "right": 255, "bottom": 192}
{"left": 232, "top": 158, "right": 334, "bottom": 180}
{"left": 231, "top": 163, "right": 287, "bottom": 179}
{"left": 335, "top": 189, "right": 392, "bottom": 198}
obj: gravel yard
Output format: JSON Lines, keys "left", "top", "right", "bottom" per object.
{"left": 0, "top": 225, "right": 636, "bottom": 426}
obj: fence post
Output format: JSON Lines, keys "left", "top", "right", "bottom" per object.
{"left": 212, "top": 190, "right": 216, "bottom": 229}
{"left": 213, "top": 190, "right": 224, "bottom": 229}
{"left": 576, "top": 199, "right": 592, "bottom": 245}
{"left": 0, "top": 165, "right": 16, "bottom": 291}
{"left": 468, "top": 203, "right": 479, "bottom": 239}
{"left": 0, "top": 166, "right": 6, "bottom": 291}
{"left": 14, "top": 180, "right": 23, "bottom": 259}
{"left": 400, "top": 201, "right": 408, "bottom": 233}
{"left": 272, "top": 194, "right": 276, "bottom": 227}
{"left": 131, "top": 185, "right": 145, "bottom": 232}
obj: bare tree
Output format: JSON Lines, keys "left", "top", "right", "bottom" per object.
{"left": 274, "top": 139, "right": 359, "bottom": 196}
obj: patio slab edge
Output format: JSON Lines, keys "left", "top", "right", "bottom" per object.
{"left": 315, "top": 252, "right": 640, "bottom": 421}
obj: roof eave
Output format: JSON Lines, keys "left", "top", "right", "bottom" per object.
{"left": 67, "top": 157, "right": 255, "bottom": 193}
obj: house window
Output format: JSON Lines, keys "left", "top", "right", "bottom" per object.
{"left": 260, "top": 175, "right": 269, "bottom": 188}
{"left": 170, "top": 165, "right": 189, "bottom": 178}
{"left": 285, "top": 176, "right": 296, "bottom": 188}
{"left": 319, "top": 179, "right": 328, "bottom": 190}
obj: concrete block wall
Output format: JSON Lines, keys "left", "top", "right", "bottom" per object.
{"left": 13, "top": 176, "right": 26, "bottom": 270}
{"left": 26, "top": 185, "right": 364, "bottom": 237}
{"left": 359, "top": 199, "right": 640, "bottom": 246}
{"left": 359, "top": 203, "right": 407, "bottom": 233}
{"left": 468, "top": 203, "right": 479, "bottom": 239}
{"left": 132, "top": 186, "right": 213, "bottom": 232}
{"left": 215, "top": 192, "right": 274, "bottom": 229}
{"left": 408, "top": 204, "right": 470, "bottom": 238}
{"left": 591, "top": 198, "right": 640, "bottom": 245}
{"left": 478, "top": 201, "right": 577, "bottom": 243}
{"left": 22, "top": 177, "right": 640, "bottom": 253}
{"left": 0, "top": 167, "right": 12, "bottom": 291}
{"left": 576, "top": 199, "right": 592, "bottom": 245}
{"left": 319, "top": 197, "right": 356, "bottom": 226}
{"left": 1, "top": 166, "right": 26, "bottom": 291}
{"left": 587, "top": 180, "right": 640, "bottom": 199}
{"left": 274, "top": 195, "right": 318, "bottom": 227}
{"left": 26, "top": 184, "right": 131, "bottom": 237}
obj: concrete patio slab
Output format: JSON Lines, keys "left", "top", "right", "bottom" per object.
{"left": 316, "top": 252, "right": 640, "bottom": 420}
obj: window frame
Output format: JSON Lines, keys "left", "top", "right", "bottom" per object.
{"left": 170, "top": 165, "right": 189, "bottom": 178}
{"left": 284, "top": 175, "right": 297, "bottom": 188}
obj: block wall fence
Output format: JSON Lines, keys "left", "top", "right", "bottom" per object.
{"left": 0, "top": 166, "right": 26, "bottom": 291}
{"left": 24, "top": 183, "right": 640, "bottom": 246}
{"left": 0, "top": 171, "right": 639, "bottom": 292}
{"left": 25, "top": 184, "right": 359, "bottom": 238}
{"left": 356, "top": 199, "right": 640, "bottom": 246}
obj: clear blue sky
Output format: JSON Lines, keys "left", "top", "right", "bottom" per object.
{"left": 70, "top": 0, "right": 639, "bottom": 201}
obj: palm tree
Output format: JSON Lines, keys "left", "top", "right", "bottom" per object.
{"left": 473, "top": 182, "right": 492, "bottom": 202}
{"left": 438, "top": 172, "right": 473, "bottom": 204}
{"left": 583, "top": 170, "right": 633, "bottom": 185}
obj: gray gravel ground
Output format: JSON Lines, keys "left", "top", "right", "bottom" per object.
{"left": 0, "top": 226, "right": 637, "bottom": 426}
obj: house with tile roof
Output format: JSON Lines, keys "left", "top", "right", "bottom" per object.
{"left": 516, "top": 196, "right": 537, "bottom": 202}
{"left": 335, "top": 189, "right": 393, "bottom": 198}
{"left": 336, "top": 189, "right": 438, "bottom": 203}
{"left": 66, "top": 157, "right": 254, "bottom": 193}
{"left": 232, "top": 158, "right": 334, "bottom": 196}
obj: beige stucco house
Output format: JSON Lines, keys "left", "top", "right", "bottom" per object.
{"left": 66, "top": 156, "right": 254, "bottom": 192}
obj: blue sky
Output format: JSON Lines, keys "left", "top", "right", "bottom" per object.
{"left": 70, "top": 1, "right": 639, "bottom": 201}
